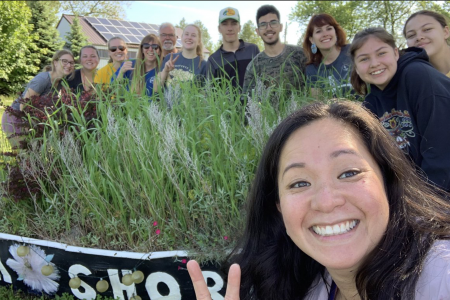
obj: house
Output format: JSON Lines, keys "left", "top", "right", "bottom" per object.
{"left": 56, "top": 14, "right": 210, "bottom": 69}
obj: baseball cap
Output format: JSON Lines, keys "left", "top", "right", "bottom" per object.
{"left": 219, "top": 7, "right": 240, "bottom": 24}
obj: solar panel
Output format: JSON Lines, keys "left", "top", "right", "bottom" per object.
{"left": 85, "top": 17, "right": 100, "bottom": 24}
{"left": 109, "top": 19, "right": 122, "bottom": 26}
{"left": 105, "top": 26, "right": 120, "bottom": 34}
{"left": 84, "top": 17, "right": 183, "bottom": 47}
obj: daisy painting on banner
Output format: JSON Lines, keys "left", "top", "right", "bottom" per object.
{"left": 6, "top": 244, "right": 60, "bottom": 294}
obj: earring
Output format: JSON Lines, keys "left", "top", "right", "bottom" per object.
{"left": 311, "top": 43, "right": 317, "bottom": 54}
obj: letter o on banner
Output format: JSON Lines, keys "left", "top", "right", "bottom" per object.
{"left": 145, "top": 272, "right": 181, "bottom": 299}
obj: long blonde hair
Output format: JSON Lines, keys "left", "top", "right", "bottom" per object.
{"left": 132, "top": 34, "right": 162, "bottom": 95}
{"left": 183, "top": 24, "right": 204, "bottom": 68}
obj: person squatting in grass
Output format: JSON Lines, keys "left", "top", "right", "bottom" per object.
{"left": 404, "top": 10, "right": 450, "bottom": 78}
{"left": 1, "top": 50, "right": 75, "bottom": 147}
{"left": 187, "top": 100, "right": 450, "bottom": 300}
{"left": 303, "top": 13, "right": 354, "bottom": 99}
{"left": 242, "top": 5, "right": 307, "bottom": 100}
{"left": 154, "top": 24, "right": 207, "bottom": 93}
{"left": 94, "top": 36, "right": 128, "bottom": 86}
{"left": 111, "top": 34, "right": 163, "bottom": 97}
{"left": 206, "top": 7, "right": 260, "bottom": 90}
{"left": 67, "top": 45, "right": 100, "bottom": 94}
{"left": 350, "top": 27, "right": 450, "bottom": 193}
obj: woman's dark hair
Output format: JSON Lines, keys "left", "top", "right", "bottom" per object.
{"left": 303, "top": 13, "right": 347, "bottom": 66}
{"left": 229, "top": 100, "right": 450, "bottom": 300}
{"left": 256, "top": 5, "right": 280, "bottom": 25}
{"left": 349, "top": 27, "right": 397, "bottom": 95}
{"left": 403, "top": 10, "right": 449, "bottom": 39}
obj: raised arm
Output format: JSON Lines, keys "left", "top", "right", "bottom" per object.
{"left": 187, "top": 260, "right": 241, "bottom": 300}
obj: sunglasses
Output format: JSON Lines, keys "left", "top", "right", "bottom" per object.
{"left": 109, "top": 45, "right": 126, "bottom": 52}
{"left": 142, "top": 43, "right": 160, "bottom": 50}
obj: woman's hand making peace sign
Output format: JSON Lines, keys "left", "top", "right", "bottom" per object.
{"left": 163, "top": 53, "right": 180, "bottom": 75}
{"left": 187, "top": 260, "right": 241, "bottom": 300}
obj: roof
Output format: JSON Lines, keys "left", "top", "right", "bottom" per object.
{"left": 60, "top": 14, "right": 107, "bottom": 46}
{"left": 58, "top": 15, "right": 210, "bottom": 53}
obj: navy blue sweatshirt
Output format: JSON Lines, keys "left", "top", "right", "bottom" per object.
{"left": 363, "top": 47, "right": 450, "bottom": 192}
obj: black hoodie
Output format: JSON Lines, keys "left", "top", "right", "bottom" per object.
{"left": 363, "top": 47, "right": 450, "bottom": 192}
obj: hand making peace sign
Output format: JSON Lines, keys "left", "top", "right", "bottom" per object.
{"left": 187, "top": 260, "right": 241, "bottom": 300}
{"left": 163, "top": 53, "right": 180, "bottom": 75}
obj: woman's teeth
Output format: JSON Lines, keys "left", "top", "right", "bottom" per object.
{"left": 371, "top": 69, "right": 385, "bottom": 75}
{"left": 312, "top": 220, "right": 358, "bottom": 236}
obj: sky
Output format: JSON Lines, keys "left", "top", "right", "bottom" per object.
{"left": 124, "top": 1, "right": 303, "bottom": 45}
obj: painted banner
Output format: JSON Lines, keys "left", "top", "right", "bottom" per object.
{"left": 0, "top": 233, "right": 227, "bottom": 299}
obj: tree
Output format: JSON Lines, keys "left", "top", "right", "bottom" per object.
{"left": 176, "top": 18, "right": 188, "bottom": 31}
{"left": 27, "top": 1, "right": 64, "bottom": 71}
{"left": 289, "top": 1, "right": 448, "bottom": 48}
{"left": 417, "top": 0, "right": 450, "bottom": 20}
{"left": 239, "top": 20, "right": 264, "bottom": 51}
{"left": 59, "top": 1, "right": 130, "bottom": 20}
{"left": 193, "top": 20, "right": 214, "bottom": 54}
{"left": 176, "top": 18, "right": 214, "bottom": 54}
{"left": 65, "top": 15, "right": 88, "bottom": 61}
{"left": 0, "top": 1, "right": 39, "bottom": 95}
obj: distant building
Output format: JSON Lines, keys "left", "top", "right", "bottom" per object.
{"left": 56, "top": 14, "right": 209, "bottom": 68}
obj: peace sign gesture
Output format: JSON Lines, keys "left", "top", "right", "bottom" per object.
{"left": 187, "top": 260, "right": 241, "bottom": 300}
{"left": 163, "top": 53, "right": 180, "bottom": 75}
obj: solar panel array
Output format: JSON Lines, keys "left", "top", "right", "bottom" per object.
{"left": 84, "top": 16, "right": 182, "bottom": 47}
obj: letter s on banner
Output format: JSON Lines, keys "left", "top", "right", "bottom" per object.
{"left": 68, "top": 264, "right": 96, "bottom": 300}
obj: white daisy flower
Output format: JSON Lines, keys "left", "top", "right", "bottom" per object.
{"left": 6, "top": 244, "right": 60, "bottom": 294}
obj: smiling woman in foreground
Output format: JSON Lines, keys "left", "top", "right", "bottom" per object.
{"left": 187, "top": 100, "right": 450, "bottom": 300}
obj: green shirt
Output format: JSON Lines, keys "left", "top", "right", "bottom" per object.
{"left": 242, "top": 44, "right": 307, "bottom": 97}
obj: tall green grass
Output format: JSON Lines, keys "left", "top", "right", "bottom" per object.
{"left": 0, "top": 75, "right": 353, "bottom": 261}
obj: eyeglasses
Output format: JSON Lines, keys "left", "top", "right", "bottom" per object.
{"left": 142, "top": 43, "right": 160, "bottom": 50}
{"left": 109, "top": 45, "right": 126, "bottom": 52}
{"left": 160, "top": 33, "right": 176, "bottom": 38}
{"left": 258, "top": 20, "right": 280, "bottom": 30}
{"left": 58, "top": 59, "right": 75, "bottom": 66}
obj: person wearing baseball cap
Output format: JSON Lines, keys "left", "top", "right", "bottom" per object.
{"left": 206, "top": 7, "right": 260, "bottom": 92}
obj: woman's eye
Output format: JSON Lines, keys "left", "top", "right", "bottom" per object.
{"left": 378, "top": 52, "right": 386, "bottom": 56}
{"left": 291, "top": 181, "right": 310, "bottom": 188}
{"left": 359, "top": 57, "right": 368, "bottom": 62}
{"left": 424, "top": 27, "right": 432, "bottom": 32}
{"left": 338, "top": 170, "right": 360, "bottom": 179}
{"left": 406, "top": 34, "right": 415, "bottom": 39}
